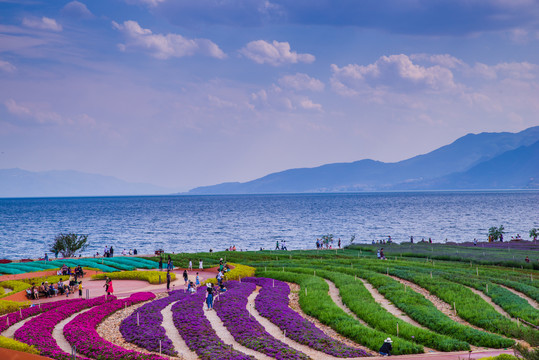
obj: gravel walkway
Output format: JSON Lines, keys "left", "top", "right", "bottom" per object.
{"left": 161, "top": 301, "right": 198, "bottom": 360}
{"left": 0, "top": 315, "right": 36, "bottom": 339}
{"left": 203, "top": 300, "right": 273, "bottom": 360}
{"left": 465, "top": 287, "right": 513, "bottom": 320}
{"left": 52, "top": 308, "right": 92, "bottom": 357}
{"left": 324, "top": 279, "right": 371, "bottom": 328}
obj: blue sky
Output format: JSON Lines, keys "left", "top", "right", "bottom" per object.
{"left": 1, "top": 0, "right": 538, "bottom": 191}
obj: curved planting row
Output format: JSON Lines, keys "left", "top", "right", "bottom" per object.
{"left": 14, "top": 295, "right": 113, "bottom": 359}
{"left": 378, "top": 266, "right": 536, "bottom": 344}
{"left": 0, "top": 297, "right": 79, "bottom": 333}
{"left": 64, "top": 292, "right": 166, "bottom": 360}
{"left": 260, "top": 270, "right": 423, "bottom": 355}
{"left": 171, "top": 287, "right": 255, "bottom": 360}
{"left": 215, "top": 281, "right": 310, "bottom": 360}
{"left": 310, "top": 270, "right": 470, "bottom": 352}
{"left": 120, "top": 290, "right": 188, "bottom": 355}
{"left": 244, "top": 277, "right": 369, "bottom": 357}
{"left": 330, "top": 266, "right": 515, "bottom": 349}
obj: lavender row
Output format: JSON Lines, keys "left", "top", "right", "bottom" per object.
{"left": 214, "top": 281, "right": 310, "bottom": 360}
{"left": 0, "top": 298, "right": 84, "bottom": 333}
{"left": 64, "top": 292, "right": 167, "bottom": 360}
{"left": 171, "top": 288, "right": 254, "bottom": 360}
{"left": 14, "top": 295, "right": 113, "bottom": 360}
{"left": 120, "top": 290, "right": 188, "bottom": 356}
{"left": 244, "top": 277, "right": 369, "bottom": 358}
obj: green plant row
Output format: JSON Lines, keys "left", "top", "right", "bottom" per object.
{"left": 436, "top": 272, "right": 539, "bottom": 325}
{"left": 0, "top": 335, "right": 39, "bottom": 355}
{"left": 109, "top": 257, "right": 159, "bottom": 269}
{"left": 258, "top": 270, "right": 424, "bottom": 355}
{"left": 293, "top": 268, "right": 470, "bottom": 351}
{"left": 92, "top": 270, "right": 176, "bottom": 284}
{"left": 374, "top": 265, "right": 537, "bottom": 345}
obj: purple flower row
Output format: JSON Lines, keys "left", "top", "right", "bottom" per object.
{"left": 14, "top": 295, "right": 114, "bottom": 360}
{"left": 0, "top": 298, "right": 83, "bottom": 334}
{"left": 120, "top": 290, "right": 188, "bottom": 356}
{"left": 214, "top": 281, "right": 309, "bottom": 360}
{"left": 244, "top": 277, "right": 369, "bottom": 358}
{"left": 171, "top": 288, "right": 255, "bottom": 360}
{"left": 64, "top": 292, "right": 167, "bottom": 360}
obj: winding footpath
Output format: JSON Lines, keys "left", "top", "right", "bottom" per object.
{"left": 324, "top": 280, "right": 371, "bottom": 328}
{"left": 52, "top": 308, "right": 92, "bottom": 356}
{"left": 465, "top": 287, "right": 513, "bottom": 320}
{"left": 498, "top": 285, "right": 539, "bottom": 310}
{"left": 355, "top": 279, "right": 428, "bottom": 330}
{"left": 161, "top": 302, "right": 198, "bottom": 360}
{"left": 387, "top": 275, "right": 483, "bottom": 331}
{"left": 202, "top": 299, "right": 273, "bottom": 360}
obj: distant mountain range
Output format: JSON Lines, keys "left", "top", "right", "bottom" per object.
{"left": 0, "top": 169, "right": 172, "bottom": 198}
{"left": 188, "top": 126, "right": 539, "bottom": 194}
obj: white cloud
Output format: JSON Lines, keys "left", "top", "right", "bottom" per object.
{"left": 22, "top": 17, "right": 62, "bottom": 32}
{"left": 62, "top": 1, "right": 94, "bottom": 19}
{"left": 0, "top": 59, "right": 16, "bottom": 73}
{"left": 4, "top": 99, "right": 96, "bottom": 127}
{"left": 330, "top": 54, "right": 456, "bottom": 96}
{"left": 410, "top": 54, "right": 465, "bottom": 69}
{"left": 472, "top": 61, "right": 537, "bottom": 80}
{"left": 112, "top": 20, "right": 226, "bottom": 59}
{"left": 240, "top": 40, "right": 315, "bottom": 66}
{"left": 278, "top": 73, "right": 324, "bottom": 92}
{"left": 299, "top": 98, "right": 323, "bottom": 112}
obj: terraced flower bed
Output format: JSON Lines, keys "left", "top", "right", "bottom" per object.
{"left": 244, "top": 277, "right": 370, "bottom": 357}
{"left": 64, "top": 292, "right": 165, "bottom": 360}
{"left": 120, "top": 290, "right": 188, "bottom": 355}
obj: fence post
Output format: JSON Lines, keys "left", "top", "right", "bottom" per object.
{"left": 137, "top": 312, "right": 140, "bottom": 326}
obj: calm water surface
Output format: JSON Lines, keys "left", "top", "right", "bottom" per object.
{"left": 0, "top": 192, "right": 537, "bottom": 259}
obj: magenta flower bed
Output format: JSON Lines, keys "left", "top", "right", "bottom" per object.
{"left": 214, "top": 281, "right": 309, "bottom": 360}
{"left": 0, "top": 298, "right": 82, "bottom": 333}
{"left": 244, "top": 277, "right": 369, "bottom": 358}
{"left": 14, "top": 295, "right": 113, "bottom": 360}
{"left": 171, "top": 288, "right": 254, "bottom": 360}
{"left": 64, "top": 292, "right": 168, "bottom": 360}
{"left": 120, "top": 290, "right": 188, "bottom": 356}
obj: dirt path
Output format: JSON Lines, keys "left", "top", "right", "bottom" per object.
{"left": 324, "top": 279, "right": 371, "bottom": 328}
{"left": 203, "top": 298, "right": 273, "bottom": 360}
{"left": 356, "top": 279, "right": 428, "bottom": 330}
{"left": 249, "top": 286, "right": 363, "bottom": 360}
{"left": 52, "top": 308, "right": 92, "bottom": 357}
{"left": 465, "top": 287, "right": 513, "bottom": 320}
{"left": 387, "top": 275, "right": 483, "bottom": 331}
{"left": 287, "top": 282, "right": 374, "bottom": 355}
{"left": 498, "top": 284, "right": 539, "bottom": 309}
{"left": 161, "top": 302, "right": 198, "bottom": 360}
{"left": 0, "top": 315, "right": 37, "bottom": 339}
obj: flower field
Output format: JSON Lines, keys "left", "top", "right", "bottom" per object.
{"left": 0, "top": 246, "right": 537, "bottom": 359}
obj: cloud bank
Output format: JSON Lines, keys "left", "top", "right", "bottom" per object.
{"left": 240, "top": 40, "right": 314, "bottom": 66}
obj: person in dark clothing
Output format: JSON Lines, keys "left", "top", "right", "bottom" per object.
{"left": 159, "top": 257, "right": 163, "bottom": 271}
{"left": 183, "top": 269, "right": 188, "bottom": 284}
{"left": 206, "top": 283, "right": 214, "bottom": 310}
{"left": 133, "top": 249, "right": 137, "bottom": 255}
{"left": 379, "top": 338, "right": 392, "bottom": 356}
{"left": 166, "top": 270, "right": 171, "bottom": 290}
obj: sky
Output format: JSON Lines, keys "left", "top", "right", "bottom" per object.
{"left": 0, "top": 0, "right": 538, "bottom": 191}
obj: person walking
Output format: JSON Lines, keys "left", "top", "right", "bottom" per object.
{"left": 166, "top": 270, "right": 171, "bottom": 291}
{"left": 183, "top": 269, "right": 188, "bottom": 285}
{"left": 195, "top": 272, "right": 200, "bottom": 286}
{"left": 78, "top": 281, "right": 83, "bottom": 298}
{"left": 198, "top": 259, "right": 203, "bottom": 270}
{"left": 188, "top": 259, "right": 193, "bottom": 271}
{"left": 158, "top": 257, "right": 163, "bottom": 271}
{"left": 206, "top": 283, "right": 214, "bottom": 310}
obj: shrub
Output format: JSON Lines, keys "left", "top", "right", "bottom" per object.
{"left": 0, "top": 336, "right": 39, "bottom": 355}
{"left": 92, "top": 270, "right": 176, "bottom": 284}
{"left": 202, "top": 263, "right": 255, "bottom": 285}
{"left": 0, "top": 281, "right": 31, "bottom": 299}
{"left": 0, "top": 300, "right": 29, "bottom": 316}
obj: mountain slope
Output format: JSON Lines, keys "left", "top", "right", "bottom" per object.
{"left": 0, "top": 169, "right": 172, "bottom": 198}
{"left": 188, "top": 126, "right": 539, "bottom": 194}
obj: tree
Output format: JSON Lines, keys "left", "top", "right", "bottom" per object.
{"left": 50, "top": 233, "right": 88, "bottom": 258}
{"left": 488, "top": 225, "right": 505, "bottom": 241}
{"left": 321, "top": 234, "right": 334, "bottom": 246}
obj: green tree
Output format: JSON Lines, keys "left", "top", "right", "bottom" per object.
{"left": 530, "top": 228, "right": 538, "bottom": 242}
{"left": 488, "top": 225, "right": 505, "bottom": 241}
{"left": 50, "top": 233, "right": 88, "bottom": 258}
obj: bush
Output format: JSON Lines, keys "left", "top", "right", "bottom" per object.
{"left": 202, "top": 263, "right": 255, "bottom": 285}
{"left": 0, "top": 300, "right": 30, "bottom": 316}
{"left": 0, "top": 336, "right": 39, "bottom": 355}
{"left": 0, "top": 281, "right": 31, "bottom": 299}
{"left": 92, "top": 271, "right": 176, "bottom": 284}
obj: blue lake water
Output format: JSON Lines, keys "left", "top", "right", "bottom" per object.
{"left": 0, "top": 191, "right": 537, "bottom": 259}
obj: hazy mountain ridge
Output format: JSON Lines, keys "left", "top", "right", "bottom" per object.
{"left": 188, "top": 126, "right": 539, "bottom": 194}
{"left": 0, "top": 169, "right": 172, "bottom": 198}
